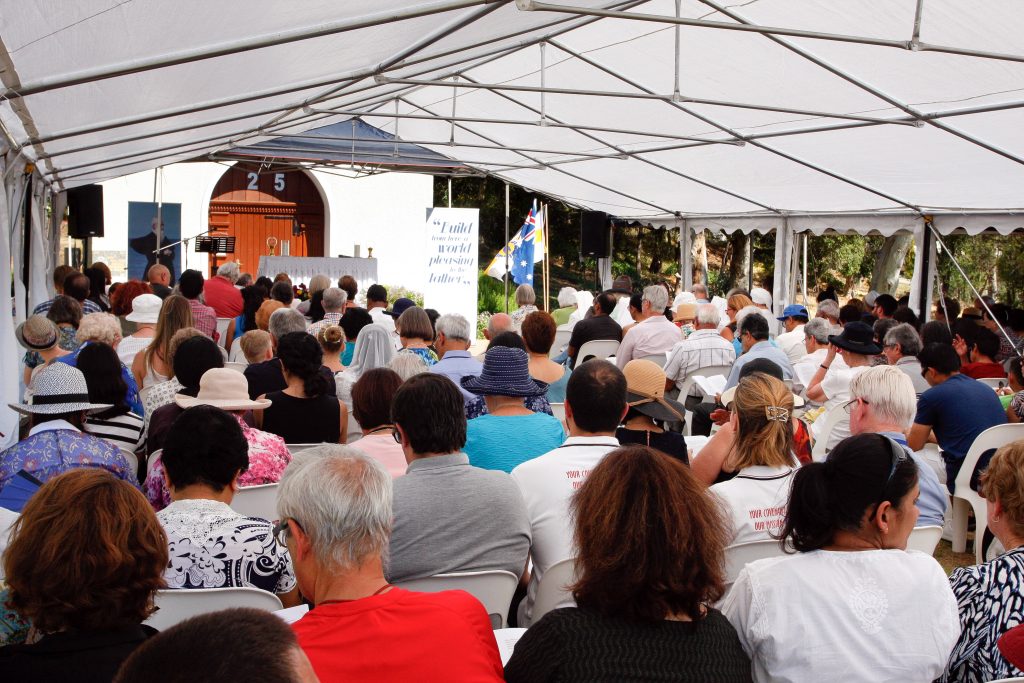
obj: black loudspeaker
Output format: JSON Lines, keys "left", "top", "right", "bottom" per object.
{"left": 580, "top": 210, "right": 610, "bottom": 256}
{"left": 67, "top": 184, "right": 104, "bottom": 238}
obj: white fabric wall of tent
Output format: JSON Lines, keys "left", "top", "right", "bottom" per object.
{"left": 2, "top": 0, "right": 1024, "bottom": 445}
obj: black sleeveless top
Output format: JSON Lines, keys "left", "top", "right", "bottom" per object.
{"left": 262, "top": 391, "right": 341, "bottom": 445}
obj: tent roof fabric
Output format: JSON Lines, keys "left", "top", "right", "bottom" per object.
{"left": 2, "top": 0, "right": 1024, "bottom": 233}
{"left": 218, "top": 119, "right": 469, "bottom": 172}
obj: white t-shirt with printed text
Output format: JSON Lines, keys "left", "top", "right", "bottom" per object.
{"left": 711, "top": 464, "right": 798, "bottom": 546}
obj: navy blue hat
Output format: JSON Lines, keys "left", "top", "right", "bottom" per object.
{"left": 461, "top": 346, "right": 547, "bottom": 398}
{"left": 777, "top": 304, "right": 809, "bottom": 321}
{"left": 388, "top": 297, "right": 416, "bottom": 319}
{"left": 828, "top": 321, "right": 882, "bottom": 355}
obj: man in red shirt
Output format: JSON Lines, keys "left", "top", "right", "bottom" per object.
{"left": 280, "top": 448, "right": 504, "bottom": 683}
{"left": 203, "top": 261, "right": 244, "bottom": 318}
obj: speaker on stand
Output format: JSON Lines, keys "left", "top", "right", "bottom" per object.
{"left": 581, "top": 210, "right": 611, "bottom": 290}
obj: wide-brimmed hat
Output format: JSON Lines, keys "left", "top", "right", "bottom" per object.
{"left": 828, "top": 321, "right": 882, "bottom": 355}
{"left": 461, "top": 346, "right": 547, "bottom": 397}
{"left": 125, "top": 293, "right": 163, "bottom": 324}
{"left": 623, "top": 360, "right": 686, "bottom": 422}
{"left": 175, "top": 368, "right": 272, "bottom": 411}
{"left": 388, "top": 298, "right": 416, "bottom": 319}
{"left": 9, "top": 363, "right": 113, "bottom": 415}
{"left": 611, "top": 275, "right": 633, "bottom": 294}
{"left": 15, "top": 315, "right": 59, "bottom": 351}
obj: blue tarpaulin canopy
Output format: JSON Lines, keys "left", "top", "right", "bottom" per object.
{"left": 216, "top": 118, "right": 471, "bottom": 174}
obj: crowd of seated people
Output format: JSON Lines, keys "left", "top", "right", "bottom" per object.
{"left": 6, "top": 265, "right": 1024, "bottom": 681}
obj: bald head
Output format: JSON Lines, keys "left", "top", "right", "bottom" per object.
{"left": 147, "top": 264, "right": 170, "bottom": 286}
{"left": 485, "top": 313, "right": 513, "bottom": 340}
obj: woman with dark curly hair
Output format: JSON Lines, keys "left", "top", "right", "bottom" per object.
{"left": 257, "top": 331, "right": 347, "bottom": 444}
{"left": 505, "top": 445, "right": 751, "bottom": 682}
{"left": 0, "top": 469, "right": 167, "bottom": 681}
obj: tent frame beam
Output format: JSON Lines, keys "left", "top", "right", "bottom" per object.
{"left": 447, "top": 74, "right": 779, "bottom": 212}
{"left": 376, "top": 76, "right": 919, "bottom": 126}
{"left": 517, "top": 0, "right": 1024, "bottom": 64}
{"left": 699, "top": 0, "right": 1024, "bottom": 168}
{"left": 1, "top": 0, "right": 505, "bottom": 100}
{"left": 551, "top": 40, "right": 922, "bottom": 212}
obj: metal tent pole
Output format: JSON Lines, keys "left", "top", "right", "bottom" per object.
{"left": 802, "top": 233, "right": 808, "bottom": 306}
{"left": 504, "top": 182, "right": 510, "bottom": 314}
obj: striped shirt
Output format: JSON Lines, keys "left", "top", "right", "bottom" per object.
{"left": 84, "top": 412, "right": 145, "bottom": 456}
{"left": 187, "top": 298, "right": 219, "bottom": 340}
{"left": 663, "top": 329, "right": 736, "bottom": 397}
{"left": 33, "top": 297, "right": 102, "bottom": 315}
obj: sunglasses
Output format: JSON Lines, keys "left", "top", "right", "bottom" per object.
{"left": 883, "top": 436, "right": 909, "bottom": 486}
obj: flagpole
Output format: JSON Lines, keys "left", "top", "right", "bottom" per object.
{"left": 504, "top": 182, "right": 510, "bottom": 314}
{"left": 543, "top": 203, "right": 550, "bottom": 312}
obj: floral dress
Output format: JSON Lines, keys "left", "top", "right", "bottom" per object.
{"left": 157, "top": 499, "right": 296, "bottom": 595}
{"left": 144, "top": 414, "right": 291, "bottom": 510}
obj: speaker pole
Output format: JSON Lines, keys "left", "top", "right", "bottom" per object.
{"left": 504, "top": 182, "right": 510, "bottom": 314}
{"left": 22, "top": 171, "right": 32, "bottom": 288}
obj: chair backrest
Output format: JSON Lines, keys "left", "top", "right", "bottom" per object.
{"left": 531, "top": 558, "right": 577, "bottom": 624}
{"left": 637, "top": 353, "right": 667, "bottom": 367}
{"left": 676, "top": 364, "right": 732, "bottom": 401}
{"left": 230, "top": 483, "right": 279, "bottom": 521}
{"left": 724, "top": 539, "right": 786, "bottom": 586}
{"left": 287, "top": 442, "right": 324, "bottom": 455}
{"left": 576, "top": 339, "right": 619, "bottom": 364}
{"left": 225, "top": 361, "right": 249, "bottom": 373}
{"left": 954, "top": 423, "right": 1024, "bottom": 494}
{"left": 146, "top": 449, "right": 163, "bottom": 478}
{"left": 346, "top": 413, "right": 362, "bottom": 444}
{"left": 550, "top": 402, "right": 566, "bottom": 423}
{"left": 550, "top": 327, "right": 572, "bottom": 359}
{"left": 146, "top": 587, "right": 283, "bottom": 631}
{"left": 810, "top": 406, "right": 847, "bottom": 462}
{"left": 396, "top": 570, "right": 519, "bottom": 629}
{"left": 978, "top": 377, "right": 1008, "bottom": 390}
{"left": 906, "top": 525, "right": 943, "bottom": 555}
{"left": 216, "top": 318, "right": 232, "bottom": 349}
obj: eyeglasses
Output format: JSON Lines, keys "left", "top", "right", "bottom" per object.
{"left": 842, "top": 397, "right": 869, "bottom": 414}
{"left": 273, "top": 517, "right": 302, "bottom": 548}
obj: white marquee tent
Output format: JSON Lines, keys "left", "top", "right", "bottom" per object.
{"left": 2, "top": 0, "right": 1023, "bottom": 441}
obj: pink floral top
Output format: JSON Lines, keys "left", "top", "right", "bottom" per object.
{"left": 145, "top": 413, "right": 292, "bottom": 511}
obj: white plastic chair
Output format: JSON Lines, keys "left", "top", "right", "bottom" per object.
{"left": 550, "top": 402, "right": 566, "bottom": 424}
{"left": 575, "top": 339, "right": 619, "bottom": 364}
{"left": 230, "top": 483, "right": 278, "bottom": 521}
{"left": 676, "top": 364, "right": 732, "bottom": 436}
{"left": 810, "top": 406, "right": 848, "bottom": 462}
{"left": 906, "top": 525, "right": 943, "bottom": 555}
{"left": 550, "top": 326, "right": 571, "bottom": 359}
{"left": 346, "top": 413, "right": 362, "bottom": 444}
{"left": 978, "top": 377, "right": 1008, "bottom": 390}
{"left": 723, "top": 539, "right": 787, "bottom": 588}
{"left": 396, "top": 570, "right": 519, "bottom": 628}
{"left": 215, "top": 318, "right": 232, "bottom": 349}
{"left": 146, "top": 587, "right": 283, "bottom": 630}
{"left": 637, "top": 353, "right": 667, "bottom": 367}
{"left": 146, "top": 448, "right": 162, "bottom": 478}
{"left": 951, "top": 424, "right": 1024, "bottom": 561}
{"left": 225, "top": 361, "right": 248, "bottom": 373}
{"left": 531, "top": 558, "right": 577, "bottom": 625}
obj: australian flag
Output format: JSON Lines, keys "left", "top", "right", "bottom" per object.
{"left": 509, "top": 208, "right": 538, "bottom": 285}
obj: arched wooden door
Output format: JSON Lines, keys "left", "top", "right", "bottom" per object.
{"left": 207, "top": 164, "right": 325, "bottom": 275}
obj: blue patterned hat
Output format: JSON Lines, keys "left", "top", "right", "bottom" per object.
{"left": 461, "top": 346, "right": 548, "bottom": 398}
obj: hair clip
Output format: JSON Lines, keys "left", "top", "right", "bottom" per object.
{"left": 765, "top": 406, "right": 789, "bottom": 422}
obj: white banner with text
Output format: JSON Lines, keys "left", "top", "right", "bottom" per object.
{"left": 423, "top": 207, "right": 479, "bottom": 331}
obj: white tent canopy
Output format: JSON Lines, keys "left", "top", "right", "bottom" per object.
{"left": 2, "top": 1, "right": 1023, "bottom": 305}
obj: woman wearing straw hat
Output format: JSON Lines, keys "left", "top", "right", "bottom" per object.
{"left": 0, "top": 363, "right": 135, "bottom": 493}
{"left": 145, "top": 368, "right": 291, "bottom": 511}
{"left": 616, "top": 359, "right": 689, "bottom": 463}
{"left": 16, "top": 315, "right": 70, "bottom": 398}
{"left": 462, "top": 346, "right": 565, "bottom": 473}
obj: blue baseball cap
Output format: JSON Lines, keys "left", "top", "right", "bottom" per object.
{"left": 777, "top": 304, "right": 809, "bottom": 321}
